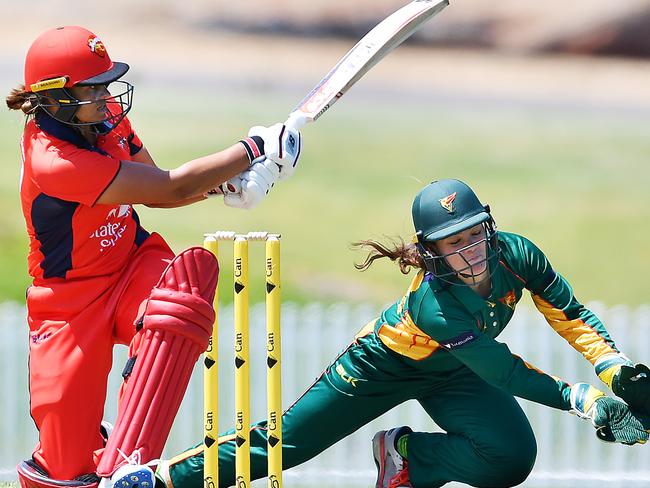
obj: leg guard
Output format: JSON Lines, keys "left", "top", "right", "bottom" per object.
{"left": 17, "top": 460, "right": 99, "bottom": 488}
{"left": 96, "top": 247, "right": 218, "bottom": 477}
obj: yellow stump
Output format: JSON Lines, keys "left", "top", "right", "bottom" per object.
{"left": 234, "top": 236, "right": 251, "bottom": 488}
{"left": 266, "top": 237, "right": 282, "bottom": 488}
{"left": 203, "top": 231, "right": 282, "bottom": 488}
{"left": 203, "top": 236, "right": 219, "bottom": 488}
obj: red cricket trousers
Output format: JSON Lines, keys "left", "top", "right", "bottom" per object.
{"left": 26, "top": 233, "right": 174, "bottom": 480}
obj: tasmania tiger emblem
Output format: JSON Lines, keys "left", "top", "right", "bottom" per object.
{"left": 499, "top": 290, "right": 517, "bottom": 310}
{"left": 439, "top": 192, "right": 457, "bottom": 213}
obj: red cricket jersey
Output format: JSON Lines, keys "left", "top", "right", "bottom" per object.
{"left": 20, "top": 113, "right": 150, "bottom": 284}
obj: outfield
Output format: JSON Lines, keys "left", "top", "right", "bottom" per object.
{"left": 1, "top": 83, "right": 649, "bottom": 305}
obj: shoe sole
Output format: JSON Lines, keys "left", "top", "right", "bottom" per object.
{"left": 372, "top": 430, "right": 387, "bottom": 488}
{"left": 113, "top": 469, "right": 154, "bottom": 488}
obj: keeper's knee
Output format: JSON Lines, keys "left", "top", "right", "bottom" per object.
{"left": 478, "top": 431, "right": 537, "bottom": 487}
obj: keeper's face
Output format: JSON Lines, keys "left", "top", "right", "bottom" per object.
{"left": 430, "top": 224, "right": 488, "bottom": 277}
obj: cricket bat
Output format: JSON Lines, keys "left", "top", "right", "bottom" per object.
{"left": 285, "top": 0, "right": 450, "bottom": 131}
{"left": 216, "top": 0, "right": 449, "bottom": 198}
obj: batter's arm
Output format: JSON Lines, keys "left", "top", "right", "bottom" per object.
{"left": 128, "top": 145, "right": 209, "bottom": 208}
{"left": 130, "top": 144, "right": 157, "bottom": 167}
{"left": 96, "top": 143, "right": 249, "bottom": 206}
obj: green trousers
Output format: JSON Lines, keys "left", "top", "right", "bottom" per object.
{"left": 166, "top": 333, "right": 537, "bottom": 488}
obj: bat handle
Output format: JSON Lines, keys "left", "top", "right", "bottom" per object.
{"left": 285, "top": 111, "right": 310, "bottom": 132}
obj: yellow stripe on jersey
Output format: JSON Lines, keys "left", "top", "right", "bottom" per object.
{"left": 167, "top": 444, "right": 204, "bottom": 468}
{"left": 377, "top": 310, "right": 440, "bottom": 360}
{"left": 379, "top": 271, "right": 439, "bottom": 360}
{"left": 531, "top": 294, "right": 616, "bottom": 364}
{"left": 397, "top": 271, "right": 425, "bottom": 315}
{"left": 513, "top": 353, "right": 547, "bottom": 375}
{"left": 218, "top": 433, "right": 238, "bottom": 444}
{"left": 166, "top": 432, "right": 238, "bottom": 468}
{"left": 355, "top": 319, "right": 377, "bottom": 340}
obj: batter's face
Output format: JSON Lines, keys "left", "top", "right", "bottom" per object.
{"left": 68, "top": 84, "right": 111, "bottom": 123}
{"left": 433, "top": 224, "right": 489, "bottom": 279}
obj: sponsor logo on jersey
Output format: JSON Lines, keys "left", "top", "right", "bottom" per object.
{"left": 439, "top": 192, "right": 457, "bottom": 213}
{"left": 440, "top": 331, "right": 477, "bottom": 349}
{"left": 499, "top": 290, "right": 517, "bottom": 310}
{"left": 335, "top": 363, "right": 359, "bottom": 387}
{"left": 30, "top": 332, "right": 52, "bottom": 344}
{"left": 87, "top": 36, "right": 107, "bottom": 58}
{"left": 106, "top": 204, "right": 131, "bottom": 219}
{"left": 89, "top": 205, "right": 132, "bottom": 251}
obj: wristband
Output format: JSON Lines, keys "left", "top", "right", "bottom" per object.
{"left": 239, "top": 135, "right": 264, "bottom": 164}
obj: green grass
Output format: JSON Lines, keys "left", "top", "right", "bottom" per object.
{"left": 1, "top": 86, "right": 649, "bottom": 305}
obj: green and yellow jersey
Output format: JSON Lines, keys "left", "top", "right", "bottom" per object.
{"left": 370, "top": 231, "right": 621, "bottom": 411}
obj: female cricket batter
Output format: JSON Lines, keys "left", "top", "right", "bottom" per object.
{"left": 6, "top": 26, "right": 301, "bottom": 488}
{"left": 161, "top": 179, "right": 650, "bottom": 488}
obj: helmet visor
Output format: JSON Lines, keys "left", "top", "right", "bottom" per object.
{"left": 422, "top": 211, "right": 490, "bottom": 242}
{"left": 76, "top": 62, "right": 130, "bottom": 86}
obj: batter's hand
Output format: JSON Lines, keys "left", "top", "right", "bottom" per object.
{"left": 204, "top": 176, "right": 243, "bottom": 199}
{"left": 223, "top": 158, "right": 279, "bottom": 210}
{"left": 248, "top": 123, "right": 302, "bottom": 180}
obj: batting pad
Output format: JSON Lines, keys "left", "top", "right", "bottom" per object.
{"left": 96, "top": 247, "right": 218, "bottom": 477}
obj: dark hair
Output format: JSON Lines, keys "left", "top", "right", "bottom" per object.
{"left": 352, "top": 237, "right": 425, "bottom": 274}
{"left": 6, "top": 85, "right": 38, "bottom": 115}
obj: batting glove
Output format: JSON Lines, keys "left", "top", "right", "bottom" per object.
{"left": 223, "top": 158, "right": 280, "bottom": 210}
{"left": 570, "top": 382, "right": 650, "bottom": 445}
{"left": 248, "top": 123, "right": 302, "bottom": 180}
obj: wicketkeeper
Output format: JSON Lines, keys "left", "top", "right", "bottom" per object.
{"left": 7, "top": 25, "right": 302, "bottom": 488}
{"left": 161, "top": 179, "right": 650, "bottom": 488}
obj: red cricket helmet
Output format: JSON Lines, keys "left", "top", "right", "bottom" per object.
{"left": 23, "top": 26, "right": 133, "bottom": 134}
{"left": 25, "top": 26, "right": 129, "bottom": 92}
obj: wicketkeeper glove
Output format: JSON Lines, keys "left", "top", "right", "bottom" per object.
{"left": 570, "top": 382, "right": 650, "bottom": 445}
{"left": 596, "top": 353, "right": 650, "bottom": 415}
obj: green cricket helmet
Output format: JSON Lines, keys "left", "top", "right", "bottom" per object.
{"left": 412, "top": 179, "right": 499, "bottom": 285}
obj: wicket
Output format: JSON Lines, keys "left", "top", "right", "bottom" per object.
{"left": 202, "top": 231, "right": 282, "bottom": 488}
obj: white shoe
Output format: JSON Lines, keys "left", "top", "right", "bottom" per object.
{"left": 372, "top": 426, "right": 412, "bottom": 488}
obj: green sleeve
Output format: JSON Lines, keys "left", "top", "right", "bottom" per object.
{"left": 423, "top": 316, "right": 572, "bottom": 410}
{"left": 504, "top": 233, "right": 620, "bottom": 364}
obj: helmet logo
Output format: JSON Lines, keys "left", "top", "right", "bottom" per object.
{"left": 87, "top": 36, "right": 107, "bottom": 58}
{"left": 499, "top": 290, "right": 517, "bottom": 310}
{"left": 438, "top": 192, "right": 457, "bottom": 213}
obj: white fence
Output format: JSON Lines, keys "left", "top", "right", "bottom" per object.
{"left": 1, "top": 300, "right": 650, "bottom": 487}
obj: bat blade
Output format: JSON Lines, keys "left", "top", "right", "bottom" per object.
{"left": 286, "top": 0, "right": 449, "bottom": 131}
